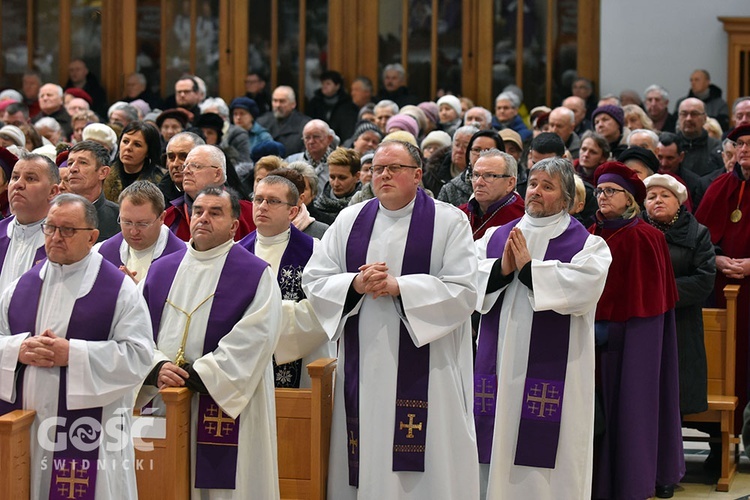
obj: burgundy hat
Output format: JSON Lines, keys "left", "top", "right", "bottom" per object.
{"left": 0, "top": 147, "right": 18, "bottom": 183}
{"left": 418, "top": 102, "right": 440, "bottom": 125}
{"left": 56, "top": 150, "right": 70, "bottom": 168}
{"left": 594, "top": 160, "right": 646, "bottom": 204}
{"left": 727, "top": 124, "right": 750, "bottom": 142}
{"left": 64, "top": 88, "right": 93, "bottom": 105}
{"left": 156, "top": 108, "right": 193, "bottom": 129}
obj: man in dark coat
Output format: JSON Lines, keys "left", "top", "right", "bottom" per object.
{"left": 675, "top": 69, "right": 730, "bottom": 132}
{"left": 375, "top": 63, "right": 419, "bottom": 107}
{"left": 64, "top": 59, "right": 108, "bottom": 119}
{"left": 307, "top": 70, "right": 359, "bottom": 142}
{"left": 257, "top": 86, "right": 311, "bottom": 156}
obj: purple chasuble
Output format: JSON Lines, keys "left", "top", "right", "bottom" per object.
{"left": 1, "top": 258, "right": 123, "bottom": 500}
{"left": 0, "top": 216, "right": 47, "bottom": 272}
{"left": 143, "top": 244, "right": 268, "bottom": 490}
{"left": 98, "top": 230, "right": 187, "bottom": 268}
{"left": 475, "top": 216, "right": 590, "bottom": 468}
{"left": 343, "top": 189, "right": 435, "bottom": 487}
{"left": 239, "top": 225, "right": 314, "bottom": 387}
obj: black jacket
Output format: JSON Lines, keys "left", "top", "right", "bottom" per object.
{"left": 307, "top": 87, "right": 359, "bottom": 141}
{"left": 677, "top": 130, "right": 724, "bottom": 179}
{"left": 644, "top": 208, "right": 715, "bottom": 414}
{"left": 422, "top": 146, "right": 454, "bottom": 196}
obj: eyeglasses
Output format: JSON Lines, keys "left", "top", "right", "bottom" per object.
{"left": 735, "top": 139, "right": 750, "bottom": 150}
{"left": 182, "top": 163, "right": 220, "bottom": 172}
{"left": 41, "top": 223, "right": 95, "bottom": 238}
{"left": 117, "top": 216, "right": 160, "bottom": 230}
{"left": 303, "top": 134, "right": 326, "bottom": 142}
{"left": 371, "top": 164, "right": 419, "bottom": 176}
{"left": 678, "top": 110, "right": 706, "bottom": 118}
{"left": 252, "top": 196, "right": 294, "bottom": 207}
{"left": 166, "top": 151, "right": 189, "bottom": 161}
{"left": 471, "top": 172, "right": 512, "bottom": 182}
{"left": 594, "top": 187, "right": 627, "bottom": 198}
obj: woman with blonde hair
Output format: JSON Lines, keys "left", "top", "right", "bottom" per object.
{"left": 623, "top": 104, "right": 655, "bottom": 132}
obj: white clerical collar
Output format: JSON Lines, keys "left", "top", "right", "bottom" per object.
{"left": 524, "top": 210, "right": 567, "bottom": 227}
{"left": 257, "top": 228, "right": 291, "bottom": 246}
{"left": 11, "top": 217, "right": 44, "bottom": 240}
{"left": 379, "top": 196, "right": 416, "bottom": 219}
{"left": 187, "top": 238, "right": 234, "bottom": 261}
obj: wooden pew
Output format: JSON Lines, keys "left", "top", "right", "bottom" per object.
{"left": 133, "top": 357, "right": 336, "bottom": 499}
{"left": 0, "top": 409, "right": 35, "bottom": 499}
{"left": 0, "top": 358, "right": 336, "bottom": 499}
{"left": 683, "top": 284, "right": 740, "bottom": 492}
{"left": 276, "top": 358, "right": 336, "bottom": 500}
{"left": 133, "top": 386, "right": 192, "bottom": 500}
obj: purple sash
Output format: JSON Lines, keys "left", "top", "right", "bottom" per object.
{"left": 3, "top": 258, "right": 123, "bottom": 500}
{"left": 143, "top": 244, "right": 268, "bottom": 490}
{"left": 475, "top": 216, "right": 590, "bottom": 468}
{"left": 0, "top": 216, "right": 47, "bottom": 271}
{"left": 239, "top": 225, "right": 314, "bottom": 387}
{"left": 98, "top": 230, "right": 187, "bottom": 268}
{"left": 343, "top": 189, "right": 435, "bottom": 486}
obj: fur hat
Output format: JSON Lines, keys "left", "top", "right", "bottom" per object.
{"left": 618, "top": 146, "right": 659, "bottom": 174}
{"left": 385, "top": 114, "right": 419, "bottom": 138}
{"left": 421, "top": 130, "right": 452, "bottom": 151}
{"left": 643, "top": 173, "right": 688, "bottom": 205}
{"left": 82, "top": 123, "right": 118, "bottom": 152}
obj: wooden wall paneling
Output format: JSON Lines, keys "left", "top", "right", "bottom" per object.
{"left": 219, "top": 0, "right": 249, "bottom": 100}
{"left": 430, "top": 0, "right": 438, "bottom": 101}
{"left": 401, "top": 0, "right": 408, "bottom": 77}
{"left": 298, "top": 0, "right": 307, "bottom": 112}
{"left": 719, "top": 17, "right": 750, "bottom": 109}
{"left": 545, "top": 0, "right": 554, "bottom": 106}
{"left": 515, "top": 0, "right": 524, "bottom": 89}
{"left": 474, "top": 0, "right": 494, "bottom": 109}
{"left": 577, "top": 0, "right": 599, "bottom": 84}
{"left": 59, "top": 0, "right": 71, "bottom": 85}
{"left": 357, "top": 0, "right": 379, "bottom": 93}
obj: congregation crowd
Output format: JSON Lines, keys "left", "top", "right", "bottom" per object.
{"left": 0, "top": 58, "right": 749, "bottom": 500}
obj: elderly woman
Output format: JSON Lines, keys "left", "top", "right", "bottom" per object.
{"left": 286, "top": 160, "right": 329, "bottom": 238}
{"left": 590, "top": 162, "right": 684, "bottom": 500}
{"left": 643, "top": 174, "right": 715, "bottom": 415}
{"left": 104, "top": 121, "right": 164, "bottom": 202}
{"left": 623, "top": 104, "right": 655, "bottom": 132}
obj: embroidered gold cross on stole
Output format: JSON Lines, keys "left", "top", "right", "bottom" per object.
{"left": 349, "top": 431, "right": 358, "bottom": 454}
{"left": 165, "top": 293, "right": 215, "bottom": 367}
{"left": 475, "top": 377, "right": 495, "bottom": 413}
{"left": 55, "top": 460, "right": 89, "bottom": 499}
{"left": 203, "top": 403, "right": 236, "bottom": 438}
{"left": 399, "top": 413, "right": 423, "bottom": 438}
{"left": 525, "top": 382, "right": 561, "bottom": 418}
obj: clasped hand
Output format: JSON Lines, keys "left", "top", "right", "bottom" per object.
{"left": 501, "top": 227, "right": 532, "bottom": 276}
{"left": 352, "top": 262, "right": 400, "bottom": 299}
{"left": 18, "top": 329, "right": 69, "bottom": 367}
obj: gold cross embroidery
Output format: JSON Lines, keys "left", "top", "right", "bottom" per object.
{"left": 203, "top": 404, "right": 235, "bottom": 437}
{"left": 526, "top": 382, "right": 561, "bottom": 418}
{"left": 399, "top": 413, "right": 423, "bottom": 439}
{"left": 475, "top": 378, "right": 495, "bottom": 413}
{"left": 55, "top": 460, "right": 89, "bottom": 499}
{"left": 349, "top": 431, "right": 358, "bottom": 454}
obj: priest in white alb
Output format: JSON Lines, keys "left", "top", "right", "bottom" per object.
{"left": 0, "top": 193, "right": 154, "bottom": 499}
{"left": 474, "top": 156, "right": 611, "bottom": 500}
{"left": 138, "top": 185, "right": 281, "bottom": 499}
{"left": 239, "top": 171, "right": 334, "bottom": 388}
{"left": 303, "top": 140, "right": 480, "bottom": 499}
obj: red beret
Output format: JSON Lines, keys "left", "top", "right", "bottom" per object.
{"left": 56, "top": 150, "right": 70, "bottom": 167}
{"left": 594, "top": 160, "right": 647, "bottom": 205}
{"left": 64, "top": 88, "right": 93, "bottom": 105}
{"left": 727, "top": 124, "right": 750, "bottom": 142}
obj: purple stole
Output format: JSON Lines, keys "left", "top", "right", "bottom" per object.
{"left": 0, "top": 216, "right": 47, "bottom": 270}
{"left": 143, "top": 244, "right": 268, "bottom": 490}
{"left": 239, "top": 225, "right": 314, "bottom": 387}
{"left": 98, "top": 230, "right": 187, "bottom": 267}
{"left": 0, "top": 258, "right": 123, "bottom": 500}
{"left": 343, "top": 189, "right": 435, "bottom": 487}
{"left": 474, "top": 216, "right": 590, "bottom": 468}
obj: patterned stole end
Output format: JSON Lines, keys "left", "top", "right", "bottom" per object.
{"left": 195, "top": 395, "right": 241, "bottom": 489}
